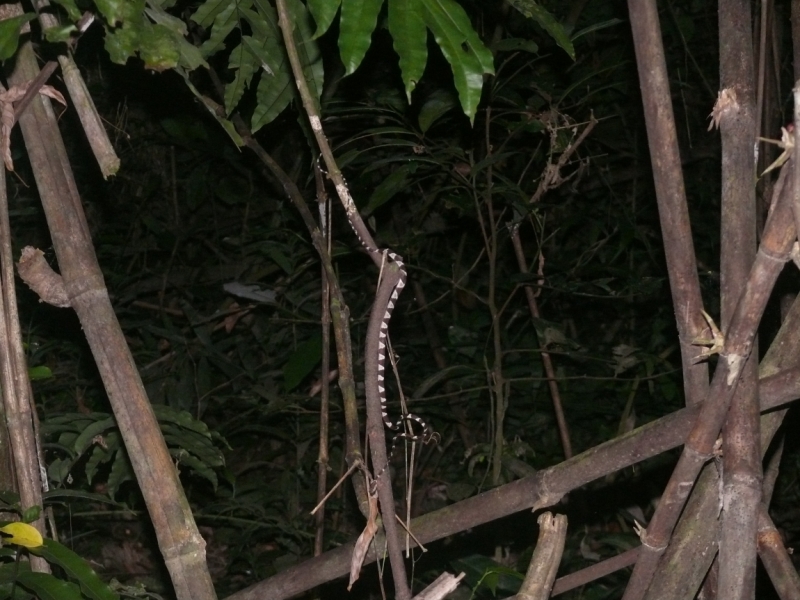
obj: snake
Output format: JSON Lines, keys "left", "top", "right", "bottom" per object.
{"left": 356, "top": 238, "right": 437, "bottom": 479}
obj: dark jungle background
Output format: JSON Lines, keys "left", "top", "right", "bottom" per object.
{"left": 5, "top": 0, "right": 798, "bottom": 598}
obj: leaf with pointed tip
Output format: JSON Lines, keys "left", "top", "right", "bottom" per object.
{"left": 0, "top": 14, "right": 36, "bottom": 61}
{"left": 30, "top": 539, "right": 119, "bottom": 600}
{"left": 307, "top": 0, "right": 341, "bottom": 38}
{"left": 388, "top": 0, "right": 427, "bottom": 101}
{"left": 422, "top": 0, "right": 494, "bottom": 123}
{"left": 339, "top": 0, "right": 383, "bottom": 75}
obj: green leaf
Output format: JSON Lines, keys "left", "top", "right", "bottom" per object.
{"left": 27, "top": 365, "right": 52, "bottom": 381}
{"left": 505, "top": 0, "right": 574, "bottom": 59}
{"left": 107, "top": 448, "right": 134, "bottom": 496}
{"left": 95, "top": 0, "right": 144, "bottom": 26}
{"left": 240, "top": 5, "right": 295, "bottom": 129}
{"left": 139, "top": 22, "right": 181, "bottom": 70}
{"left": 170, "top": 449, "right": 219, "bottom": 488}
{"left": 388, "top": 0, "right": 427, "bottom": 101}
{"left": 225, "top": 42, "right": 258, "bottom": 114}
{"left": 51, "top": 0, "right": 82, "bottom": 22}
{"left": 451, "top": 555, "right": 523, "bottom": 595}
{"left": 307, "top": 0, "right": 341, "bottom": 37}
{"left": 200, "top": 0, "right": 250, "bottom": 57}
{"left": 0, "top": 14, "right": 36, "bottom": 61}
{"left": 176, "top": 69, "right": 245, "bottom": 147}
{"left": 85, "top": 442, "right": 110, "bottom": 484}
{"left": 283, "top": 336, "right": 322, "bottom": 391}
{"left": 30, "top": 540, "right": 119, "bottom": 600}
{"left": 164, "top": 429, "right": 223, "bottom": 467}
{"left": 253, "top": 71, "right": 293, "bottom": 130}
{"left": 266, "top": 247, "right": 293, "bottom": 274}
{"left": 339, "top": 0, "right": 383, "bottom": 75}
{"left": 177, "top": 36, "right": 208, "bottom": 70}
{"left": 287, "top": 0, "right": 324, "bottom": 105}
{"left": 20, "top": 506, "right": 41, "bottom": 525}
{"left": 144, "top": 5, "right": 187, "bottom": 35}
{"left": 241, "top": 34, "right": 280, "bottom": 73}
{"left": 47, "top": 458, "right": 72, "bottom": 486}
{"left": 104, "top": 23, "right": 140, "bottom": 65}
{"left": 14, "top": 572, "right": 84, "bottom": 600}
{"left": 422, "top": 0, "right": 494, "bottom": 123}
{"left": 417, "top": 88, "right": 458, "bottom": 132}
{"left": 154, "top": 404, "right": 213, "bottom": 436}
{"left": 0, "top": 490, "right": 20, "bottom": 510}
{"left": 190, "top": 0, "right": 232, "bottom": 28}
{"left": 364, "top": 163, "right": 416, "bottom": 215}
{"left": 71, "top": 417, "right": 115, "bottom": 455}
{"left": 43, "top": 24, "right": 77, "bottom": 44}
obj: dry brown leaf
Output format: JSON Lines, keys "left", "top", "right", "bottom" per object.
{"left": 348, "top": 490, "right": 379, "bottom": 590}
{"left": 0, "top": 82, "right": 67, "bottom": 171}
{"left": 0, "top": 86, "right": 23, "bottom": 171}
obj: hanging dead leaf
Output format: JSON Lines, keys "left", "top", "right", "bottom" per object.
{"left": 0, "top": 82, "right": 66, "bottom": 171}
{"left": 349, "top": 489, "right": 379, "bottom": 590}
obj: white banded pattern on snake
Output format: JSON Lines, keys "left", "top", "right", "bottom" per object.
{"left": 353, "top": 234, "right": 437, "bottom": 478}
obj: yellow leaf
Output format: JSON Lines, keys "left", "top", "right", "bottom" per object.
{"left": 0, "top": 522, "right": 43, "bottom": 548}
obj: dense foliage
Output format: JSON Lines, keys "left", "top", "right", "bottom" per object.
{"left": 0, "top": 0, "right": 797, "bottom": 598}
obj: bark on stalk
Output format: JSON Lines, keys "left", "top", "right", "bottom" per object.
{"left": 5, "top": 26, "right": 216, "bottom": 599}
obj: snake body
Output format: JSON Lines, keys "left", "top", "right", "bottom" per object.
{"left": 345, "top": 221, "right": 435, "bottom": 482}
{"left": 367, "top": 248, "right": 434, "bottom": 444}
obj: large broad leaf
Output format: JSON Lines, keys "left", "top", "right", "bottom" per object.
{"left": 339, "top": 0, "right": 383, "bottom": 75}
{"left": 14, "top": 572, "right": 84, "bottom": 600}
{"left": 422, "top": 0, "right": 494, "bottom": 123}
{"left": 104, "top": 21, "right": 141, "bottom": 65}
{"left": 307, "top": 0, "right": 341, "bottom": 38}
{"left": 30, "top": 540, "right": 118, "bottom": 600}
{"left": 0, "top": 14, "right": 36, "bottom": 61}
{"left": 505, "top": 0, "right": 574, "bottom": 59}
{"left": 138, "top": 21, "right": 181, "bottom": 71}
{"left": 388, "top": 0, "right": 427, "bottom": 101}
